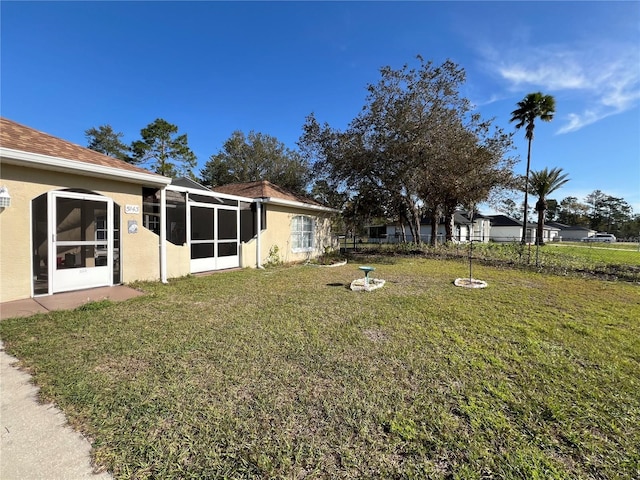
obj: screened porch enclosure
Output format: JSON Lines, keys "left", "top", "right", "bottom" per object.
{"left": 188, "top": 194, "right": 240, "bottom": 273}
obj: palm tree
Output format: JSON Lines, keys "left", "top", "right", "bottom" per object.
{"left": 510, "top": 92, "right": 556, "bottom": 243}
{"left": 529, "top": 167, "right": 569, "bottom": 245}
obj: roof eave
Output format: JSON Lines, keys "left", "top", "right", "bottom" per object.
{"left": 260, "top": 196, "right": 338, "bottom": 213}
{"left": 0, "top": 147, "right": 171, "bottom": 187}
{"left": 167, "top": 184, "right": 254, "bottom": 203}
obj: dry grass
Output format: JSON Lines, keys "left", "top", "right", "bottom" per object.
{"left": 1, "top": 258, "right": 639, "bottom": 479}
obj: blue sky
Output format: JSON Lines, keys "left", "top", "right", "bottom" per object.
{"left": 2, "top": 1, "right": 639, "bottom": 213}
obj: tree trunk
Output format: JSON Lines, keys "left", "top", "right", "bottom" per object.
{"left": 443, "top": 201, "right": 456, "bottom": 242}
{"left": 408, "top": 202, "right": 422, "bottom": 245}
{"left": 536, "top": 198, "right": 546, "bottom": 245}
{"left": 412, "top": 214, "right": 422, "bottom": 245}
{"left": 521, "top": 138, "right": 532, "bottom": 244}
{"left": 430, "top": 212, "right": 438, "bottom": 246}
{"left": 398, "top": 218, "right": 407, "bottom": 243}
{"left": 444, "top": 213, "right": 454, "bottom": 242}
{"left": 405, "top": 208, "right": 420, "bottom": 244}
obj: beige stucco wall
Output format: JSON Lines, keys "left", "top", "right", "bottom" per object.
{"left": 240, "top": 203, "right": 334, "bottom": 268}
{"left": 166, "top": 240, "right": 190, "bottom": 279}
{"left": 0, "top": 162, "right": 166, "bottom": 302}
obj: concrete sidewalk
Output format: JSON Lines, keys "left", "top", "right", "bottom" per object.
{"left": 0, "top": 286, "right": 144, "bottom": 479}
{"left": 1, "top": 344, "right": 113, "bottom": 479}
{"left": 1, "top": 285, "right": 145, "bottom": 321}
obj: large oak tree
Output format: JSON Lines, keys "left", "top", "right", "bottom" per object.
{"left": 300, "top": 57, "right": 514, "bottom": 244}
{"left": 201, "top": 130, "right": 310, "bottom": 194}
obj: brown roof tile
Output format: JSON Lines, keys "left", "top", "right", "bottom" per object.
{"left": 214, "top": 180, "right": 325, "bottom": 207}
{"left": 0, "top": 117, "right": 157, "bottom": 176}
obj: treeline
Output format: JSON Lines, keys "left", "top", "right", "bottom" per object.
{"left": 85, "top": 56, "right": 636, "bottom": 241}
{"left": 499, "top": 190, "right": 638, "bottom": 239}
{"left": 85, "top": 121, "right": 310, "bottom": 194}
{"left": 554, "top": 191, "right": 637, "bottom": 238}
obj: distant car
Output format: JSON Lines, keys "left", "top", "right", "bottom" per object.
{"left": 582, "top": 233, "right": 617, "bottom": 243}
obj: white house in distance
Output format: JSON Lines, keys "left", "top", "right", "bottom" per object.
{"left": 546, "top": 221, "right": 596, "bottom": 241}
{"left": 486, "top": 214, "right": 560, "bottom": 243}
{"left": 0, "top": 117, "right": 336, "bottom": 303}
{"left": 370, "top": 211, "right": 492, "bottom": 244}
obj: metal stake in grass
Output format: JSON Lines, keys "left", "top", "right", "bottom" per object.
{"left": 454, "top": 208, "right": 487, "bottom": 288}
{"left": 469, "top": 238, "right": 473, "bottom": 284}
{"left": 468, "top": 206, "right": 475, "bottom": 283}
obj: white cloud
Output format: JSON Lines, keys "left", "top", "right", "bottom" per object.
{"left": 482, "top": 43, "right": 640, "bottom": 134}
{"left": 557, "top": 111, "right": 602, "bottom": 134}
{"left": 498, "top": 62, "right": 587, "bottom": 90}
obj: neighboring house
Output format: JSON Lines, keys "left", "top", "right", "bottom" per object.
{"left": 213, "top": 181, "right": 337, "bottom": 266}
{"left": 539, "top": 223, "right": 561, "bottom": 243}
{"left": 546, "top": 221, "right": 596, "bottom": 241}
{"left": 0, "top": 118, "right": 336, "bottom": 303}
{"left": 487, "top": 215, "right": 560, "bottom": 243}
{"left": 487, "top": 215, "right": 531, "bottom": 243}
{"left": 371, "top": 211, "right": 492, "bottom": 244}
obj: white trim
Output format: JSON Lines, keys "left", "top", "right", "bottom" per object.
{"left": 107, "top": 199, "right": 114, "bottom": 285}
{"left": 188, "top": 200, "right": 239, "bottom": 210}
{"left": 0, "top": 147, "right": 171, "bottom": 187}
{"left": 48, "top": 191, "right": 113, "bottom": 293}
{"left": 47, "top": 191, "right": 54, "bottom": 294}
{"left": 261, "top": 196, "right": 337, "bottom": 213}
{"left": 29, "top": 198, "right": 34, "bottom": 298}
{"left": 256, "top": 201, "right": 263, "bottom": 268}
{"left": 188, "top": 198, "right": 241, "bottom": 273}
{"left": 168, "top": 184, "right": 252, "bottom": 203}
{"left": 160, "top": 188, "right": 168, "bottom": 284}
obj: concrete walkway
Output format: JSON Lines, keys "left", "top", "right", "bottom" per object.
{"left": 1, "top": 286, "right": 144, "bottom": 479}
{"left": 1, "top": 344, "right": 113, "bottom": 479}
{"left": 1, "top": 285, "right": 144, "bottom": 321}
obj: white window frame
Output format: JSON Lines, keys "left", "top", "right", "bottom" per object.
{"left": 144, "top": 213, "right": 160, "bottom": 235}
{"left": 291, "top": 215, "right": 314, "bottom": 253}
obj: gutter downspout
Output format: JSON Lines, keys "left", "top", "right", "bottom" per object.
{"left": 160, "top": 187, "right": 168, "bottom": 283}
{"left": 256, "top": 200, "right": 264, "bottom": 269}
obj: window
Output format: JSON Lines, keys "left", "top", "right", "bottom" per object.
{"left": 291, "top": 215, "right": 314, "bottom": 252}
{"left": 144, "top": 214, "right": 160, "bottom": 234}
{"left": 142, "top": 187, "right": 160, "bottom": 235}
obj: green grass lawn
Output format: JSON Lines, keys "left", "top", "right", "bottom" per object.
{"left": 1, "top": 259, "right": 639, "bottom": 479}
{"left": 357, "top": 241, "right": 640, "bottom": 281}
{"left": 561, "top": 242, "right": 640, "bottom": 251}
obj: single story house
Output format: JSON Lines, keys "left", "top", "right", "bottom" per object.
{"left": 546, "top": 221, "right": 596, "bottom": 241}
{"left": 0, "top": 117, "right": 336, "bottom": 303}
{"left": 213, "top": 180, "right": 337, "bottom": 266}
{"left": 370, "top": 211, "right": 492, "bottom": 244}
{"left": 486, "top": 215, "right": 560, "bottom": 243}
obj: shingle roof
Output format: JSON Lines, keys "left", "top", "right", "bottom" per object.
{"left": 546, "top": 221, "right": 594, "bottom": 232}
{"left": 0, "top": 117, "right": 155, "bottom": 176}
{"left": 487, "top": 214, "right": 523, "bottom": 227}
{"left": 546, "top": 221, "right": 569, "bottom": 229}
{"left": 419, "top": 212, "right": 473, "bottom": 225}
{"left": 488, "top": 215, "right": 560, "bottom": 230}
{"left": 171, "top": 177, "right": 212, "bottom": 191}
{"left": 213, "top": 180, "right": 325, "bottom": 207}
